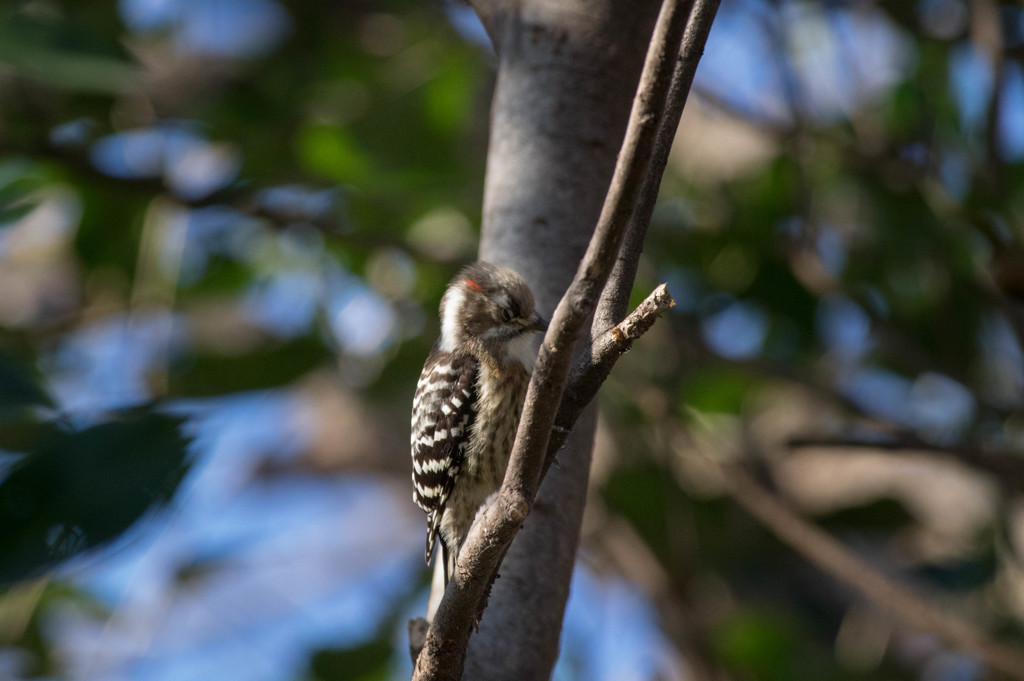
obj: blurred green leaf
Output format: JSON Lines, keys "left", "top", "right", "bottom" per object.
{"left": 0, "top": 409, "right": 190, "bottom": 584}
{"left": 713, "top": 609, "right": 799, "bottom": 681}
{"left": 309, "top": 639, "right": 392, "bottom": 681}
{"left": 602, "top": 463, "right": 687, "bottom": 566}
{"left": 747, "top": 261, "right": 818, "bottom": 335}
{"left": 72, "top": 183, "right": 150, "bottom": 272}
{"left": 711, "top": 606, "right": 852, "bottom": 681}
{"left": 299, "top": 125, "right": 373, "bottom": 184}
{"left": 0, "top": 10, "right": 139, "bottom": 95}
{"left": 0, "top": 181, "right": 43, "bottom": 226}
{"left": 169, "top": 335, "right": 333, "bottom": 396}
{"left": 0, "top": 350, "right": 54, "bottom": 422}
{"left": 682, "top": 366, "right": 756, "bottom": 414}
{"left": 0, "top": 43, "right": 140, "bottom": 94}
{"left": 423, "top": 56, "right": 475, "bottom": 133}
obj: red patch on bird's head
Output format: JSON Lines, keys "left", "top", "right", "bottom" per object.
{"left": 465, "top": 279, "right": 483, "bottom": 292}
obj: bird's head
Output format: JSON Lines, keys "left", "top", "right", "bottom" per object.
{"left": 438, "top": 261, "right": 548, "bottom": 368}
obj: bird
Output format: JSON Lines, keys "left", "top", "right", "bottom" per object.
{"left": 410, "top": 261, "right": 547, "bottom": 586}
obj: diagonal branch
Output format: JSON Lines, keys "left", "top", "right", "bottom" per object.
{"left": 552, "top": 285, "right": 675, "bottom": 464}
{"left": 723, "top": 464, "right": 1024, "bottom": 680}
{"left": 411, "top": 0, "right": 717, "bottom": 677}
{"left": 595, "top": 0, "right": 721, "bottom": 333}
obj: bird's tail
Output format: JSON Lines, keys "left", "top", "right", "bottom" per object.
{"left": 425, "top": 511, "right": 440, "bottom": 564}
{"left": 442, "top": 542, "right": 453, "bottom": 586}
{"left": 425, "top": 542, "right": 450, "bottom": 621}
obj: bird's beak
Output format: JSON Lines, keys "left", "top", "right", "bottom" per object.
{"left": 531, "top": 314, "right": 549, "bottom": 332}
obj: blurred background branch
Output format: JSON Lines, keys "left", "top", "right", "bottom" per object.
{"left": 722, "top": 463, "right": 1024, "bottom": 679}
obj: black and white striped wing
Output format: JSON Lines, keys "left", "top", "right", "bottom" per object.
{"left": 410, "top": 350, "right": 478, "bottom": 564}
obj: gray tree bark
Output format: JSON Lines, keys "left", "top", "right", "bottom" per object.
{"left": 470, "top": 1, "right": 662, "bottom": 678}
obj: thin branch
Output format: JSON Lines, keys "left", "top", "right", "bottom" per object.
{"left": 555, "top": 285, "right": 675, "bottom": 459}
{"left": 595, "top": 0, "right": 720, "bottom": 333}
{"left": 722, "top": 465, "right": 1024, "bottom": 680}
{"left": 679, "top": 328, "right": 1024, "bottom": 498}
{"left": 412, "top": 0, "right": 702, "bottom": 676}
{"left": 530, "top": 285, "right": 677, "bottom": 481}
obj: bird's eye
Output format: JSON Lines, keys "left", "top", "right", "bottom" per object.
{"left": 501, "top": 308, "right": 514, "bottom": 322}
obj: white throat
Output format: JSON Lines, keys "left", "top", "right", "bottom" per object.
{"left": 438, "top": 286, "right": 465, "bottom": 353}
{"left": 506, "top": 332, "right": 539, "bottom": 372}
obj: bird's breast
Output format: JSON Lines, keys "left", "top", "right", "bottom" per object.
{"left": 464, "top": 364, "right": 530, "bottom": 485}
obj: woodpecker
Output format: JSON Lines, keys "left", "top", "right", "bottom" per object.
{"left": 411, "top": 261, "right": 547, "bottom": 585}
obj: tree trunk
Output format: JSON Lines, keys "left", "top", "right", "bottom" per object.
{"left": 470, "top": 1, "right": 662, "bottom": 677}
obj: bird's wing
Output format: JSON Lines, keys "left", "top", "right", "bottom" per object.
{"left": 411, "top": 350, "right": 478, "bottom": 564}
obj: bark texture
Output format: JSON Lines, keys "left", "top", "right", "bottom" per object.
{"left": 472, "top": 1, "right": 662, "bottom": 678}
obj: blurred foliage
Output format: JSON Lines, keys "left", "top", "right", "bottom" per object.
{"left": 0, "top": 349, "right": 53, "bottom": 418}
{"left": 0, "top": 0, "right": 1023, "bottom": 680}
{"left": 310, "top": 640, "right": 393, "bottom": 681}
{"left": 0, "top": 409, "right": 189, "bottom": 584}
